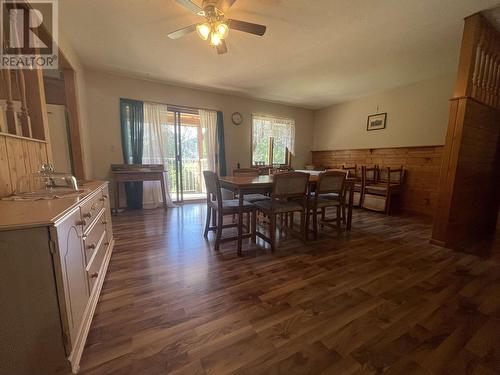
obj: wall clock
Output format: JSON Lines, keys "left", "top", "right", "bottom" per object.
{"left": 231, "top": 112, "right": 243, "bottom": 125}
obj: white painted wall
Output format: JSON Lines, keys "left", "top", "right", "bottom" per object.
{"left": 83, "top": 70, "right": 315, "bottom": 181}
{"left": 312, "top": 73, "right": 455, "bottom": 151}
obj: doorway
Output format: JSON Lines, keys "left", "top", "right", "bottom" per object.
{"left": 164, "top": 110, "right": 207, "bottom": 202}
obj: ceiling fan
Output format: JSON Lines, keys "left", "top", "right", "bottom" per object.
{"left": 167, "top": 0, "right": 267, "bottom": 54}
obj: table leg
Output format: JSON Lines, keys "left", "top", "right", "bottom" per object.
{"left": 346, "top": 183, "right": 354, "bottom": 231}
{"left": 237, "top": 190, "right": 244, "bottom": 256}
{"left": 160, "top": 175, "right": 167, "bottom": 208}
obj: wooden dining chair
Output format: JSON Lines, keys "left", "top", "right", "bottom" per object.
{"left": 343, "top": 164, "right": 363, "bottom": 207}
{"left": 203, "top": 171, "right": 257, "bottom": 251}
{"left": 306, "top": 170, "right": 346, "bottom": 240}
{"left": 362, "top": 166, "right": 405, "bottom": 214}
{"left": 253, "top": 172, "right": 309, "bottom": 252}
{"left": 325, "top": 168, "right": 349, "bottom": 222}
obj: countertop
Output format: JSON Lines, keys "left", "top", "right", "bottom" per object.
{"left": 0, "top": 181, "right": 108, "bottom": 231}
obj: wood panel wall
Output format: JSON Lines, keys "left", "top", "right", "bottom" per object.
{"left": 311, "top": 145, "right": 443, "bottom": 216}
{"left": 0, "top": 133, "right": 50, "bottom": 197}
{"left": 431, "top": 13, "right": 500, "bottom": 250}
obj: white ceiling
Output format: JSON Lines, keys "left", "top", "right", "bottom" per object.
{"left": 59, "top": 0, "right": 500, "bottom": 109}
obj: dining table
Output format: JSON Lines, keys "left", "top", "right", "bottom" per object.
{"left": 219, "top": 173, "right": 356, "bottom": 255}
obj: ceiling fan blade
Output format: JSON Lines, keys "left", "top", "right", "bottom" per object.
{"left": 174, "top": 0, "right": 203, "bottom": 14}
{"left": 216, "top": 40, "right": 228, "bottom": 54}
{"left": 218, "top": 0, "right": 237, "bottom": 12}
{"left": 167, "top": 24, "right": 197, "bottom": 39}
{"left": 228, "top": 19, "right": 266, "bottom": 36}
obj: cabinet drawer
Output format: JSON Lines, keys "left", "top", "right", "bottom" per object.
{"left": 80, "top": 191, "right": 105, "bottom": 232}
{"left": 86, "top": 233, "right": 108, "bottom": 293}
{"left": 83, "top": 209, "right": 106, "bottom": 264}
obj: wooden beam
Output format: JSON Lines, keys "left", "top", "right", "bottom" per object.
{"left": 62, "top": 69, "right": 86, "bottom": 180}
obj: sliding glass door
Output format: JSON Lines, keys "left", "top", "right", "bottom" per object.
{"left": 164, "top": 110, "right": 207, "bottom": 202}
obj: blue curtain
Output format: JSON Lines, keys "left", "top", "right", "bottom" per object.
{"left": 120, "top": 98, "right": 144, "bottom": 209}
{"left": 216, "top": 111, "right": 227, "bottom": 176}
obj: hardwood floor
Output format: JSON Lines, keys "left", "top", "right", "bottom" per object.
{"left": 79, "top": 205, "right": 500, "bottom": 375}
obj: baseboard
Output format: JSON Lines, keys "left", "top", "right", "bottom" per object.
{"left": 429, "top": 238, "right": 446, "bottom": 247}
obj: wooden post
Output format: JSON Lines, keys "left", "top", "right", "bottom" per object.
{"left": 23, "top": 68, "right": 52, "bottom": 161}
{"left": 453, "top": 14, "right": 483, "bottom": 98}
{"left": 62, "top": 68, "right": 86, "bottom": 180}
{"left": 15, "top": 70, "right": 31, "bottom": 138}
{"left": 2, "top": 70, "right": 18, "bottom": 135}
{"left": 431, "top": 13, "right": 500, "bottom": 250}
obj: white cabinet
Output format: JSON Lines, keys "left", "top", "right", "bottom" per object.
{"left": 52, "top": 207, "right": 90, "bottom": 348}
{"left": 0, "top": 182, "right": 114, "bottom": 374}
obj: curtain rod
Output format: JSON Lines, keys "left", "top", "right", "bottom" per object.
{"left": 138, "top": 98, "right": 220, "bottom": 113}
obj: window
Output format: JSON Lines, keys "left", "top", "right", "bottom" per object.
{"left": 251, "top": 115, "right": 295, "bottom": 166}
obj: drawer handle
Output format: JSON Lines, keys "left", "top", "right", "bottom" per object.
{"left": 90, "top": 272, "right": 99, "bottom": 279}
{"left": 83, "top": 212, "right": 92, "bottom": 219}
{"left": 102, "top": 220, "right": 108, "bottom": 225}
{"left": 103, "top": 194, "right": 108, "bottom": 199}
{"left": 87, "top": 243, "right": 96, "bottom": 250}
{"left": 104, "top": 242, "right": 110, "bottom": 246}
{"left": 77, "top": 220, "right": 87, "bottom": 226}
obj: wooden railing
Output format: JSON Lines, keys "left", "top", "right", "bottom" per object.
{"left": 0, "top": 68, "right": 49, "bottom": 140}
{"left": 454, "top": 13, "right": 500, "bottom": 109}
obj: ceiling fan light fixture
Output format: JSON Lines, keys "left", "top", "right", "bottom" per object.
{"left": 196, "top": 23, "right": 211, "bottom": 40}
{"left": 209, "top": 31, "right": 222, "bottom": 46}
{"left": 215, "top": 21, "right": 229, "bottom": 39}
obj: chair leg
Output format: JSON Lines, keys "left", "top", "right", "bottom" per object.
{"left": 270, "top": 213, "right": 276, "bottom": 252}
{"left": 215, "top": 211, "right": 223, "bottom": 251}
{"left": 204, "top": 205, "right": 211, "bottom": 238}
{"left": 336, "top": 205, "right": 341, "bottom": 237}
{"left": 280, "top": 214, "right": 285, "bottom": 238}
{"left": 300, "top": 210, "right": 306, "bottom": 243}
{"left": 246, "top": 212, "right": 250, "bottom": 230}
{"left": 251, "top": 210, "right": 257, "bottom": 243}
{"left": 312, "top": 206, "right": 318, "bottom": 240}
{"left": 212, "top": 207, "right": 217, "bottom": 227}
{"left": 385, "top": 194, "right": 391, "bottom": 215}
{"left": 341, "top": 202, "right": 346, "bottom": 224}
{"left": 320, "top": 207, "right": 326, "bottom": 228}
{"left": 305, "top": 209, "right": 309, "bottom": 240}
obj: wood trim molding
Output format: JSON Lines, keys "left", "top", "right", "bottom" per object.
{"left": 63, "top": 69, "right": 86, "bottom": 180}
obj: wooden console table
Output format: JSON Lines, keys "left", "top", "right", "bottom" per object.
{"left": 111, "top": 164, "right": 167, "bottom": 212}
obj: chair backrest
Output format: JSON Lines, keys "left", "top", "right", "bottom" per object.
{"left": 343, "top": 164, "right": 362, "bottom": 178}
{"left": 317, "top": 170, "right": 346, "bottom": 195}
{"left": 378, "top": 166, "right": 404, "bottom": 185}
{"left": 326, "top": 168, "right": 349, "bottom": 177}
{"left": 363, "top": 165, "right": 378, "bottom": 184}
{"left": 203, "top": 171, "right": 222, "bottom": 206}
{"left": 233, "top": 168, "right": 259, "bottom": 177}
{"left": 272, "top": 172, "right": 309, "bottom": 199}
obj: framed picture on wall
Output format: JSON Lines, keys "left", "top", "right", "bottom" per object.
{"left": 367, "top": 113, "right": 387, "bottom": 131}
